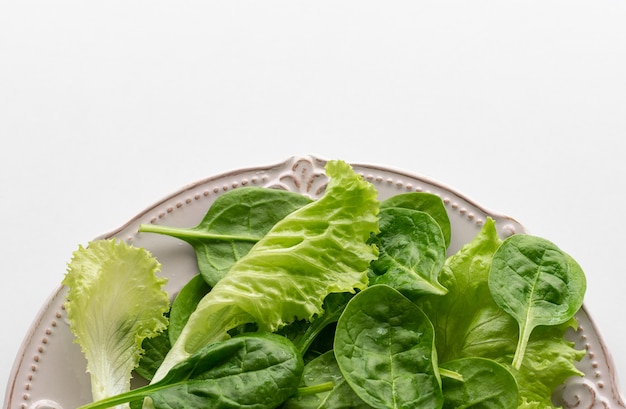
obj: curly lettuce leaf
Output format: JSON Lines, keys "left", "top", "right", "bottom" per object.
{"left": 63, "top": 239, "right": 169, "bottom": 404}
{"left": 418, "top": 219, "right": 584, "bottom": 408}
{"left": 516, "top": 319, "right": 584, "bottom": 406}
{"left": 152, "top": 159, "right": 380, "bottom": 382}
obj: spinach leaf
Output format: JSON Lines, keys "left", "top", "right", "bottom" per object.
{"left": 381, "top": 192, "right": 451, "bottom": 248}
{"left": 488, "top": 234, "right": 586, "bottom": 369}
{"left": 78, "top": 333, "right": 304, "bottom": 409}
{"left": 283, "top": 350, "right": 370, "bottom": 409}
{"left": 369, "top": 207, "right": 447, "bottom": 297}
{"left": 440, "top": 357, "right": 518, "bottom": 409}
{"left": 334, "top": 285, "right": 443, "bottom": 409}
{"left": 137, "top": 274, "right": 212, "bottom": 380}
{"left": 168, "top": 273, "right": 211, "bottom": 345}
{"left": 139, "top": 187, "right": 312, "bottom": 286}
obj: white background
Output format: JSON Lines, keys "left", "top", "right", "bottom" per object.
{"left": 1, "top": 0, "right": 625, "bottom": 404}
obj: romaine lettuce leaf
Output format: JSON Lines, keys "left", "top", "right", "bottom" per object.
{"left": 63, "top": 239, "right": 169, "bottom": 406}
{"left": 152, "top": 159, "right": 380, "bottom": 382}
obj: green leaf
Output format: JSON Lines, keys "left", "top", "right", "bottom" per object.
{"left": 152, "top": 160, "right": 380, "bottom": 382}
{"left": 440, "top": 357, "right": 518, "bottom": 409}
{"left": 137, "top": 272, "right": 214, "bottom": 382}
{"left": 381, "top": 192, "right": 451, "bottom": 248}
{"left": 488, "top": 234, "right": 586, "bottom": 369}
{"left": 137, "top": 274, "right": 212, "bottom": 381}
{"left": 78, "top": 333, "right": 303, "bottom": 409}
{"left": 139, "top": 187, "right": 312, "bottom": 286}
{"left": 369, "top": 207, "right": 448, "bottom": 297}
{"left": 168, "top": 274, "right": 211, "bottom": 345}
{"left": 62, "top": 239, "right": 169, "bottom": 402}
{"left": 334, "top": 285, "right": 443, "bottom": 409}
{"left": 283, "top": 350, "right": 370, "bottom": 409}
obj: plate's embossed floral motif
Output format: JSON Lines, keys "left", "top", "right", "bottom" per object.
{"left": 270, "top": 156, "right": 329, "bottom": 198}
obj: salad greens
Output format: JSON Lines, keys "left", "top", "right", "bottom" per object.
{"left": 62, "top": 240, "right": 169, "bottom": 406}
{"left": 417, "top": 218, "right": 584, "bottom": 408}
{"left": 64, "top": 159, "right": 587, "bottom": 409}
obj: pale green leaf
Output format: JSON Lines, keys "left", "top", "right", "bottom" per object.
{"left": 63, "top": 239, "right": 169, "bottom": 403}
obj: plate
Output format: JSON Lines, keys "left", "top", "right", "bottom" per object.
{"left": 4, "top": 155, "right": 625, "bottom": 409}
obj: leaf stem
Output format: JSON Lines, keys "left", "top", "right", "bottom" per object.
{"left": 138, "top": 224, "right": 262, "bottom": 243}
{"left": 296, "top": 381, "right": 334, "bottom": 395}
{"left": 439, "top": 368, "right": 464, "bottom": 382}
{"left": 512, "top": 323, "right": 532, "bottom": 370}
{"left": 75, "top": 390, "right": 145, "bottom": 409}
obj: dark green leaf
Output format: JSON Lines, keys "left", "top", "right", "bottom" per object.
{"left": 381, "top": 192, "right": 451, "bottom": 248}
{"left": 168, "top": 274, "right": 211, "bottom": 345}
{"left": 334, "top": 285, "right": 443, "bottom": 409}
{"left": 369, "top": 208, "right": 447, "bottom": 297}
{"left": 440, "top": 357, "right": 518, "bottom": 409}
{"left": 488, "top": 234, "right": 586, "bottom": 369}
{"left": 136, "top": 327, "right": 171, "bottom": 382}
{"left": 283, "top": 350, "right": 371, "bottom": 409}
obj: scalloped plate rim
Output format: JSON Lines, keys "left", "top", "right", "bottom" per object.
{"left": 4, "top": 154, "right": 624, "bottom": 409}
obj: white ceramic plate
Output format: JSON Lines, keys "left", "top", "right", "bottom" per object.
{"left": 4, "top": 155, "right": 625, "bottom": 409}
